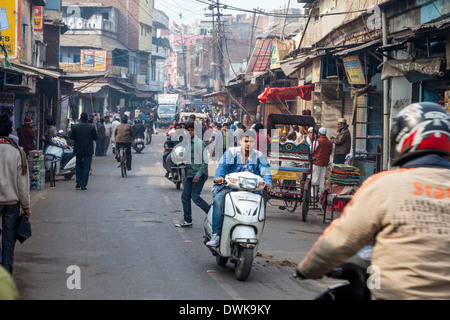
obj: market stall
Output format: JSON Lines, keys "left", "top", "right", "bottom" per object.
{"left": 322, "top": 163, "right": 361, "bottom": 223}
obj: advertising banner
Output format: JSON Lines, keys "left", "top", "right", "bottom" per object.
{"left": 80, "top": 50, "right": 107, "bottom": 72}
{"left": 0, "top": 0, "right": 19, "bottom": 59}
{"left": 34, "top": 6, "right": 44, "bottom": 33}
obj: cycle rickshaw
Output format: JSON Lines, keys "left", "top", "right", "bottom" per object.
{"left": 265, "top": 113, "right": 317, "bottom": 222}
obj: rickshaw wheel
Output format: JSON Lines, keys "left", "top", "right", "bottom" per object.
{"left": 302, "top": 191, "right": 310, "bottom": 221}
{"left": 283, "top": 199, "right": 298, "bottom": 212}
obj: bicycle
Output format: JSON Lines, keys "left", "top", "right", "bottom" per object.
{"left": 117, "top": 146, "right": 127, "bottom": 177}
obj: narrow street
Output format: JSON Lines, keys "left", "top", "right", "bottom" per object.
{"left": 12, "top": 133, "right": 338, "bottom": 300}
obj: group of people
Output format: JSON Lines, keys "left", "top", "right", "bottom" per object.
{"left": 0, "top": 102, "right": 449, "bottom": 300}
{"left": 169, "top": 119, "right": 273, "bottom": 250}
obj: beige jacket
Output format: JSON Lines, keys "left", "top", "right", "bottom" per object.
{"left": 0, "top": 143, "right": 30, "bottom": 208}
{"left": 298, "top": 166, "right": 450, "bottom": 300}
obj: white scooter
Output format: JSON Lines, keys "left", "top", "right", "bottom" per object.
{"left": 44, "top": 136, "right": 76, "bottom": 182}
{"left": 204, "top": 171, "right": 267, "bottom": 281}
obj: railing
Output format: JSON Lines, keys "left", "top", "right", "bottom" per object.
{"left": 60, "top": 62, "right": 129, "bottom": 76}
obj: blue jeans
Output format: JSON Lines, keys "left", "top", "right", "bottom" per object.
{"left": 75, "top": 154, "right": 93, "bottom": 187}
{"left": 181, "top": 175, "right": 210, "bottom": 223}
{"left": 211, "top": 186, "right": 230, "bottom": 234}
{"left": 0, "top": 204, "right": 20, "bottom": 274}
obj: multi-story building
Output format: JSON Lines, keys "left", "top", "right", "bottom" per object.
{"left": 0, "top": 0, "right": 78, "bottom": 148}
{"left": 59, "top": 0, "right": 163, "bottom": 116}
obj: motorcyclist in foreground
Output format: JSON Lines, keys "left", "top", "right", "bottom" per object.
{"left": 206, "top": 129, "right": 272, "bottom": 247}
{"left": 295, "top": 102, "right": 450, "bottom": 299}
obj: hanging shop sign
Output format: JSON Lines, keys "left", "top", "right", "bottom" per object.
{"left": 80, "top": 50, "right": 107, "bottom": 72}
{"left": 312, "top": 58, "right": 322, "bottom": 83}
{"left": 34, "top": 6, "right": 44, "bottom": 33}
{"left": 342, "top": 55, "right": 366, "bottom": 85}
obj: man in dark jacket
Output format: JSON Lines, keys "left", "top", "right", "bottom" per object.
{"left": 115, "top": 116, "right": 134, "bottom": 171}
{"left": 95, "top": 118, "right": 106, "bottom": 156}
{"left": 69, "top": 112, "right": 98, "bottom": 190}
{"left": 16, "top": 117, "right": 35, "bottom": 155}
{"left": 331, "top": 118, "right": 351, "bottom": 164}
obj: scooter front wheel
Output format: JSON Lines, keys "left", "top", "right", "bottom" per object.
{"left": 216, "top": 255, "right": 228, "bottom": 266}
{"left": 234, "top": 247, "right": 253, "bottom": 281}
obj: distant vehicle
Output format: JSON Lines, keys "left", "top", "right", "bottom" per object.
{"left": 178, "top": 112, "right": 208, "bottom": 123}
{"left": 157, "top": 94, "right": 182, "bottom": 127}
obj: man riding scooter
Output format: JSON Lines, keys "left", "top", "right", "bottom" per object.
{"left": 163, "top": 122, "right": 183, "bottom": 178}
{"left": 206, "top": 129, "right": 273, "bottom": 247}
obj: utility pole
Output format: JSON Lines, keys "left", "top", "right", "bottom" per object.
{"left": 205, "top": 1, "right": 230, "bottom": 92}
{"left": 246, "top": 9, "right": 257, "bottom": 65}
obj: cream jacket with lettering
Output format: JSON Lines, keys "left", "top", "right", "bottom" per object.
{"left": 298, "top": 166, "right": 450, "bottom": 300}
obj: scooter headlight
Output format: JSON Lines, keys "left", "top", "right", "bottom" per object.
{"left": 239, "top": 178, "right": 257, "bottom": 190}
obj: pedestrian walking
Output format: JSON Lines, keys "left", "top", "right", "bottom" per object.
{"left": 331, "top": 118, "right": 351, "bottom": 164}
{"left": 311, "top": 127, "right": 333, "bottom": 199}
{"left": 95, "top": 118, "right": 106, "bottom": 156}
{"left": 176, "top": 122, "right": 210, "bottom": 227}
{"left": 69, "top": 112, "right": 98, "bottom": 190}
{"left": 0, "top": 114, "right": 31, "bottom": 274}
{"left": 103, "top": 115, "right": 112, "bottom": 156}
{"left": 16, "top": 117, "right": 35, "bottom": 155}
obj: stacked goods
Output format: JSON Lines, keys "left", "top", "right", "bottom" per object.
{"left": 327, "top": 163, "right": 360, "bottom": 185}
{"left": 28, "top": 150, "right": 45, "bottom": 190}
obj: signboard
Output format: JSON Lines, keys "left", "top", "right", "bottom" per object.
{"left": 158, "top": 94, "right": 178, "bottom": 105}
{"left": 34, "top": 6, "right": 44, "bottom": 33}
{"left": 312, "top": 58, "right": 321, "bottom": 83}
{"left": 0, "top": 1, "right": 19, "bottom": 59}
{"left": 270, "top": 39, "right": 294, "bottom": 70}
{"left": 80, "top": 50, "right": 107, "bottom": 72}
{"left": 342, "top": 55, "right": 366, "bottom": 85}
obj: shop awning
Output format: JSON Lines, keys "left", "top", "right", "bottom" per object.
{"left": 335, "top": 39, "right": 382, "bottom": 56}
{"left": 279, "top": 54, "right": 314, "bottom": 76}
{"left": 258, "top": 84, "right": 315, "bottom": 104}
{"left": 381, "top": 57, "right": 444, "bottom": 81}
{"left": 11, "top": 62, "right": 62, "bottom": 79}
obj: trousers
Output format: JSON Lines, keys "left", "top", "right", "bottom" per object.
{"left": 75, "top": 154, "right": 93, "bottom": 188}
{"left": 0, "top": 204, "right": 20, "bottom": 274}
{"left": 181, "top": 175, "right": 210, "bottom": 223}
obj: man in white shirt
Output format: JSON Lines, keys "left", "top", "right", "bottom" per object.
{"left": 103, "top": 115, "right": 112, "bottom": 156}
{"left": 110, "top": 116, "right": 120, "bottom": 156}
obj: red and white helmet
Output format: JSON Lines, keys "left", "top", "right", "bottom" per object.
{"left": 391, "top": 102, "right": 450, "bottom": 165}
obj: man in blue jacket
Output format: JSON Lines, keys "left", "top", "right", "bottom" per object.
{"left": 206, "top": 130, "right": 272, "bottom": 247}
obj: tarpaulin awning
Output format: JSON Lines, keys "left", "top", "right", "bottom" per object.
{"left": 258, "top": 84, "right": 315, "bottom": 104}
{"left": 381, "top": 58, "right": 444, "bottom": 81}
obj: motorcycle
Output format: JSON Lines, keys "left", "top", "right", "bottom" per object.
{"left": 133, "top": 136, "right": 145, "bottom": 153}
{"left": 294, "top": 244, "right": 372, "bottom": 300}
{"left": 168, "top": 144, "right": 187, "bottom": 190}
{"left": 44, "top": 135, "right": 76, "bottom": 182}
{"left": 203, "top": 171, "right": 267, "bottom": 281}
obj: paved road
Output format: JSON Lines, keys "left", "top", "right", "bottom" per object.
{"left": 13, "top": 133, "right": 338, "bottom": 300}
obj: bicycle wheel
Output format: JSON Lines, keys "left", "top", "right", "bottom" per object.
{"left": 121, "top": 149, "right": 127, "bottom": 177}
